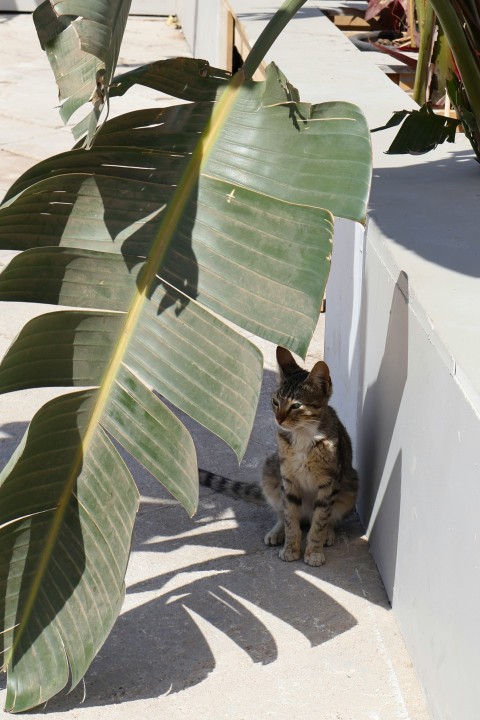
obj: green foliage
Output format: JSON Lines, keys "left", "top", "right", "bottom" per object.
{"left": 0, "top": 0, "right": 372, "bottom": 711}
{"left": 372, "top": 103, "right": 460, "bottom": 153}
{"left": 385, "top": 0, "right": 480, "bottom": 160}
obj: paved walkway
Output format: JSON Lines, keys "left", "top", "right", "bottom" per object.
{"left": 0, "top": 12, "right": 430, "bottom": 719}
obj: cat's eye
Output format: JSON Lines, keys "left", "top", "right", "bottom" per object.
{"left": 272, "top": 398, "right": 279, "bottom": 407}
{"left": 290, "top": 402, "right": 302, "bottom": 410}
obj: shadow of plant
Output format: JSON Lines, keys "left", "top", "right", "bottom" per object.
{"left": 39, "top": 492, "right": 367, "bottom": 711}
{"left": 0, "top": 421, "right": 28, "bottom": 470}
{"left": 35, "top": 363, "right": 388, "bottom": 712}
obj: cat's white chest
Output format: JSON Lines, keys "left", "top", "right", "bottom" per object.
{"left": 279, "top": 427, "right": 318, "bottom": 486}
{"left": 291, "top": 426, "right": 316, "bottom": 453}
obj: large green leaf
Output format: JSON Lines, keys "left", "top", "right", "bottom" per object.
{"left": 0, "top": 391, "right": 138, "bottom": 712}
{"left": 372, "top": 103, "right": 461, "bottom": 154}
{"left": 0, "top": 67, "right": 370, "bottom": 351}
{"left": 0, "top": 49, "right": 372, "bottom": 715}
{"left": 33, "top": 0, "right": 133, "bottom": 138}
{"left": 109, "top": 57, "right": 231, "bottom": 102}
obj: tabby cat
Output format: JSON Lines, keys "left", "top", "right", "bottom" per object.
{"left": 199, "top": 346, "right": 358, "bottom": 566}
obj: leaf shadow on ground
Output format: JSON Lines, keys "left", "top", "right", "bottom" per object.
{"left": 35, "top": 368, "right": 390, "bottom": 712}
{"left": 0, "top": 421, "right": 28, "bottom": 468}
{"left": 0, "top": 421, "right": 28, "bottom": 697}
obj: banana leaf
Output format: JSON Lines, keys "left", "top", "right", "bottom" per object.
{"left": 33, "top": 0, "right": 133, "bottom": 139}
{"left": 372, "top": 102, "right": 460, "bottom": 153}
{"left": 0, "top": 3, "right": 372, "bottom": 712}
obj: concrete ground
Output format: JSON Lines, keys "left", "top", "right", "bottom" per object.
{"left": 0, "top": 12, "right": 430, "bottom": 720}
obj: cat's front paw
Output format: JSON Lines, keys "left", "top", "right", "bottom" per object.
{"left": 304, "top": 549, "right": 326, "bottom": 567}
{"left": 279, "top": 545, "right": 301, "bottom": 562}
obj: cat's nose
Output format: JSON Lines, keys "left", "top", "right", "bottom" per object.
{"left": 275, "top": 410, "right": 287, "bottom": 425}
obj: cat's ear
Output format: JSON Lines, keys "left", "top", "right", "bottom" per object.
{"left": 308, "top": 360, "right": 332, "bottom": 388}
{"left": 276, "top": 346, "right": 302, "bottom": 377}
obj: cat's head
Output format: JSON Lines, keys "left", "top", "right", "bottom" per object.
{"left": 271, "top": 346, "right": 332, "bottom": 429}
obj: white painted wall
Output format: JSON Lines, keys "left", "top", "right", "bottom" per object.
{"left": 324, "top": 218, "right": 366, "bottom": 461}
{"left": 177, "top": 0, "right": 232, "bottom": 69}
{"left": 355, "top": 224, "right": 480, "bottom": 720}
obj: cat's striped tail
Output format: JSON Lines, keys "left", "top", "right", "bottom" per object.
{"left": 199, "top": 469, "right": 265, "bottom": 505}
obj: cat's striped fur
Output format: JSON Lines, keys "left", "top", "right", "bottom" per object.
{"left": 199, "top": 346, "right": 359, "bottom": 566}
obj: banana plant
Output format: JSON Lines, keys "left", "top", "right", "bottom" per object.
{"left": 0, "top": 0, "right": 372, "bottom": 711}
{"left": 375, "top": 0, "right": 480, "bottom": 160}
{"left": 430, "top": 0, "right": 480, "bottom": 159}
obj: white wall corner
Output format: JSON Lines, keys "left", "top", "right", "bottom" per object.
{"left": 177, "top": 0, "right": 233, "bottom": 70}
{"left": 324, "top": 217, "right": 367, "bottom": 465}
